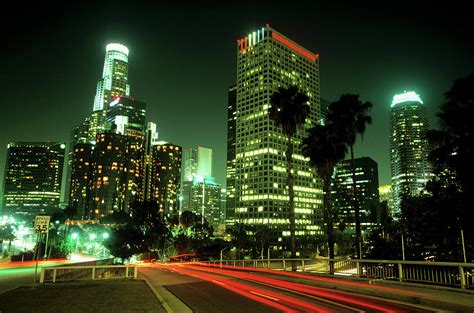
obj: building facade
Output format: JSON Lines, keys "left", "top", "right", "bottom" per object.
{"left": 106, "top": 96, "right": 146, "bottom": 142}
{"left": 390, "top": 91, "right": 432, "bottom": 213}
{"left": 230, "top": 25, "right": 323, "bottom": 247}
{"left": 151, "top": 143, "right": 182, "bottom": 216}
{"left": 332, "top": 157, "right": 380, "bottom": 230}
{"left": 2, "top": 142, "right": 65, "bottom": 220}
{"left": 69, "top": 143, "right": 94, "bottom": 219}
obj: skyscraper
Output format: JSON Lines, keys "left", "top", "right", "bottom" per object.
{"left": 2, "top": 142, "right": 65, "bottom": 220}
{"left": 181, "top": 146, "right": 213, "bottom": 182}
{"left": 230, "top": 25, "right": 322, "bottom": 247}
{"left": 88, "top": 43, "right": 131, "bottom": 142}
{"left": 332, "top": 157, "right": 380, "bottom": 230}
{"left": 390, "top": 91, "right": 432, "bottom": 213}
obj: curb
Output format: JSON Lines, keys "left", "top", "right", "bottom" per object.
{"left": 140, "top": 278, "right": 174, "bottom": 313}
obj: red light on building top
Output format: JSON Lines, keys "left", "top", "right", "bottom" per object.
{"left": 271, "top": 32, "right": 317, "bottom": 62}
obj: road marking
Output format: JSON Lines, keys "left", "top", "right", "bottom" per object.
{"left": 250, "top": 291, "right": 280, "bottom": 302}
{"left": 212, "top": 280, "right": 226, "bottom": 286}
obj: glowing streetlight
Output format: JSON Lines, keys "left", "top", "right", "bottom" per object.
{"left": 102, "top": 232, "right": 109, "bottom": 240}
{"left": 89, "top": 233, "right": 97, "bottom": 241}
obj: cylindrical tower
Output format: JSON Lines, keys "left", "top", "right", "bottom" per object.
{"left": 390, "top": 91, "right": 431, "bottom": 214}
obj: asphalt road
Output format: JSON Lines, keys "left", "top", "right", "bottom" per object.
{"left": 139, "top": 263, "right": 436, "bottom": 312}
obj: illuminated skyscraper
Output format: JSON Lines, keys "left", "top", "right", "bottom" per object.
{"left": 2, "top": 142, "right": 65, "bottom": 220}
{"left": 231, "top": 25, "right": 322, "bottom": 247}
{"left": 88, "top": 43, "right": 130, "bottom": 142}
{"left": 390, "top": 91, "right": 432, "bottom": 213}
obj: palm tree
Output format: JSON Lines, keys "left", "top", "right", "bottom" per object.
{"left": 302, "top": 123, "right": 347, "bottom": 270}
{"left": 269, "top": 85, "right": 310, "bottom": 263}
{"left": 427, "top": 74, "right": 474, "bottom": 193}
{"left": 327, "top": 94, "right": 372, "bottom": 258}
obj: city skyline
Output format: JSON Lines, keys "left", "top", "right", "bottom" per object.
{"left": 2, "top": 3, "right": 474, "bottom": 195}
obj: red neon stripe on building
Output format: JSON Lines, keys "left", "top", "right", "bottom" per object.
{"left": 272, "top": 32, "right": 317, "bottom": 61}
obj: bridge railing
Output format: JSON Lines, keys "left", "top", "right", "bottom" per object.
{"left": 40, "top": 265, "right": 137, "bottom": 283}
{"left": 197, "top": 258, "right": 474, "bottom": 289}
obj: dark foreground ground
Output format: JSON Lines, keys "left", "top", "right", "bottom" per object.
{"left": 0, "top": 280, "right": 166, "bottom": 313}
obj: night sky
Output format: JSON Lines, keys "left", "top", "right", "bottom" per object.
{"left": 1, "top": 2, "right": 473, "bottom": 196}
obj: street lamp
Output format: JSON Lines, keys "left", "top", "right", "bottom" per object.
{"left": 70, "top": 233, "right": 79, "bottom": 257}
{"left": 102, "top": 232, "right": 109, "bottom": 258}
{"left": 220, "top": 246, "right": 231, "bottom": 268}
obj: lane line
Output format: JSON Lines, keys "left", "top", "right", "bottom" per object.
{"left": 250, "top": 291, "right": 280, "bottom": 302}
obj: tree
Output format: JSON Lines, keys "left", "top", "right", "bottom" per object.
{"left": 426, "top": 74, "right": 474, "bottom": 247}
{"left": 327, "top": 94, "right": 372, "bottom": 258}
{"left": 0, "top": 224, "right": 16, "bottom": 255}
{"left": 179, "top": 210, "right": 198, "bottom": 236}
{"left": 254, "top": 225, "right": 270, "bottom": 259}
{"left": 302, "top": 123, "right": 347, "bottom": 270}
{"left": 227, "top": 223, "right": 253, "bottom": 259}
{"left": 269, "top": 85, "right": 310, "bottom": 264}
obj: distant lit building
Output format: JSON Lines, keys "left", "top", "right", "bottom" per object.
{"left": 332, "top": 157, "right": 380, "bottom": 230}
{"left": 181, "top": 176, "right": 223, "bottom": 232}
{"left": 89, "top": 43, "right": 131, "bottom": 142}
{"left": 231, "top": 25, "right": 323, "bottom": 247}
{"left": 390, "top": 91, "right": 432, "bottom": 213}
{"left": 181, "top": 146, "right": 213, "bottom": 182}
{"left": 378, "top": 184, "right": 393, "bottom": 217}
{"left": 2, "top": 142, "right": 65, "bottom": 220}
{"left": 151, "top": 143, "right": 182, "bottom": 216}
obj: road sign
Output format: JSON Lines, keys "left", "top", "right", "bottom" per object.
{"left": 34, "top": 215, "right": 50, "bottom": 233}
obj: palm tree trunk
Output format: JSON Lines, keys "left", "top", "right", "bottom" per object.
{"left": 323, "top": 170, "right": 335, "bottom": 274}
{"left": 351, "top": 145, "right": 362, "bottom": 258}
{"left": 286, "top": 135, "right": 296, "bottom": 270}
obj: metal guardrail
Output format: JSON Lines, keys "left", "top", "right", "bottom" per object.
{"left": 40, "top": 265, "right": 137, "bottom": 283}
{"left": 198, "top": 258, "right": 474, "bottom": 289}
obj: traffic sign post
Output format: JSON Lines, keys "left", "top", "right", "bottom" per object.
{"left": 33, "top": 215, "right": 50, "bottom": 288}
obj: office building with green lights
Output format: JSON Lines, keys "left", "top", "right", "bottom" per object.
{"left": 2, "top": 142, "right": 65, "bottom": 220}
{"left": 390, "top": 91, "right": 432, "bottom": 213}
{"left": 229, "top": 25, "right": 323, "bottom": 248}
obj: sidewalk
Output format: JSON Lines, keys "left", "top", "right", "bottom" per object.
{"left": 0, "top": 280, "right": 166, "bottom": 313}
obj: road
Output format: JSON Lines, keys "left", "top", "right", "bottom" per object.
{"left": 139, "top": 263, "right": 437, "bottom": 312}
